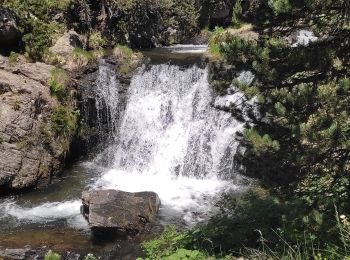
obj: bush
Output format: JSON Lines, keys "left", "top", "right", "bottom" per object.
{"left": 8, "top": 52, "right": 20, "bottom": 64}
{"left": 231, "top": 0, "right": 243, "bottom": 27}
{"left": 88, "top": 32, "right": 107, "bottom": 50}
{"left": 48, "top": 68, "right": 70, "bottom": 101}
{"left": 142, "top": 225, "right": 192, "bottom": 259}
{"left": 268, "top": 0, "right": 292, "bottom": 14}
{"left": 23, "top": 19, "right": 54, "bottom": 61}
{"left": 50, "top": 105, "right": 78, "bottom": 136}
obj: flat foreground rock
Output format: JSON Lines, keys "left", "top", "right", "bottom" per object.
{"left": 82, "top": 189, "right": 161, "bottom": 235}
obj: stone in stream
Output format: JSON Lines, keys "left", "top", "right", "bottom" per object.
{"left": 81, "top": 190, "right": 161, "bottom": 235}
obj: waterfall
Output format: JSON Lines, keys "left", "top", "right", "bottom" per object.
{"left": 94, "top": 64, "right": 246, "bottom": 224}
{"left": 82, "top": 60, "right": 121, "bottom": 142}
{"left": 0, "top": 58, "right": 247, "bottom": 229}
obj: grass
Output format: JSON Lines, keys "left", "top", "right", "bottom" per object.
{"left": 113, "top": 44, "right": 143, "bottom": 76}
{"left": 48, "top": 68, "right": 70, "bottom": 101}
{"left": 44, "top": 250, "right": 61, "bottom": 260}
{"left": 88, "top": 32, "right": 107, "bottom": 50}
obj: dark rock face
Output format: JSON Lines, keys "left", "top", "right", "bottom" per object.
{"left": 82, "top": 190, "right": 161, "bottom": 235}
{"left": 0, "top": 8, "right": 21, "bottom": 47}
{"left": 197, "top": 0, "right": 234, "bottom": 29}
{"left": 68, "top": 0, "right": 199, "bottom": 48}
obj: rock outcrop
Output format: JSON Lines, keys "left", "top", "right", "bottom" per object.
{"left": 0, "top": 8, "right": 21, "bottom": 47}
{"left": 50, "top": 30, "right": 83, "bottom": 58}
{"left": 0, "top": 55, "right": 77, "bottom": 193}
{"left": 81, "top": 190, "right": 161, "bottom": 235}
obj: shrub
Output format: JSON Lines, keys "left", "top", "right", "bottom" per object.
{"left": 50, "top": 105, "right": 78, "bottom": 136}
{"left": 88, "top": 32, "right": 107, "bottom": 50}
{"left": 231, "top": 0, "right": 243, "bottom": 27}
{"left": 48, "top": 68, "right": 70, "bottom": 101}
{"left": 268, "top": 0, "right": 292, "bottom": 14}
{"left": 23, "top": 19, "right": 56, "bottom": 61}
{"left": 141, "top": 225, "right": 192, "bottom": 259}
{"left": 8, "top": 52, "right": 20, "bottom": 64}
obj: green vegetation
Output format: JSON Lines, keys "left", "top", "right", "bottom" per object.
{"left": 70, "top": 48, "right": 95, "bottom": 67}
{"left": 208, "top": 27, "right": 230, "bottom": 58}
{"left": 1, "top": 0, "right": 67, "bottom": 60}
{"left": 48, "top": 68, "right": 69, "bottom": 101}
{"left": 113, "top": 44, "right": 143, "bottom": 75}
{"left": 88, "top": 32, "right": 107, "bottom": 50}
{"left": 142, "top": 0, "right": 350, "bottom": 259}
{"left": 8, "top": 52, "right": 20, "bottom": 64}
{"left": 231, "top": 0, "right": 243, "bottom": 28}
{"left": 50, "top": 105, "right": 78, "bottom": 137}
{"left": 44, "top": 250, "right": 61, "bottom": 260}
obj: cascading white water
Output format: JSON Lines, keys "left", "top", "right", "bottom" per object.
{"left": 0, "top": 56, "right": 247, "bottom": 229}
{"left": 94, "top": 60, "right": 120, "bottom": 138}
{"left": 94, "top": 64, "right": 245, "bottom": 224}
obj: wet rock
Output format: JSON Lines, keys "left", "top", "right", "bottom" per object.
{"left": 81, "top": 190, "right": 161, "bottom": 235}
{"left": 0, "top": 247, "right": 35, "bottom": 260}
{"left": 0, "top": 8, "right": 21, "bottom": 47}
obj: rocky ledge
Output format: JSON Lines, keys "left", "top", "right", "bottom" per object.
{"left": 81, "top": 190, "right": 161, "bottom": 236}
{"left": 0, "top": 55, "right": 78, "bottom": 193}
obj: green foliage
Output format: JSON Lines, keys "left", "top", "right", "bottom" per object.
{"left": 44, "top": 250, "right": 61, "bottom": 260}
{"left": 162, "top": 249, "right": 209, "bottom": 260}
{"left": 50, "top": 105, "right": 78, "bottom": 137}
{"left": 114, "top": 44, "right": 133, "bottom": 58}
{"left": 231, "top": 0, "right": 243, "bottom": 27}
{"left": 84, "top": 253, "right": 98, "bottom": 260}
{"left": 48, "top": 68, "right": 70, "bottom": 101}
{"left": 70, "top": 48, "right": 95, "bottom": 67}
{"left": 244, "top": 128, "right": 280, "bottom": 155}
{"left": 8, "top": 52, "right": 20, "bottom": 64}
{"left": 208, "top": 27, "right": 230, "bottom": 58}
{"left": 2, "top": 0, "right": 69, "bottom": 60}
{"left": 23, "top": 19, "right": 55, "bottom": 60}
{"left": 113, "top": 45, "right": 143, "bottom": 75}
{"left": 142, "top": 226, "right": 192, "bottom": 259}
{"left": 88, "top": 32, "right": 107, "bottom": 50}
{"left": 206, "top": 1, "right": 350, "bottom": 259}
{"left": 268, "top": 0, "right": 292, "bottom": 14}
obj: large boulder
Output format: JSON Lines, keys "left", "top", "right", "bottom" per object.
{"left": 0, "top": 8, "right": 21, "bottom": 47}
{"left": 81, "top": 190, "right": 161, "bottom": 235}
{"left": 0, "top": 55, "right": 77, "bottom": 192}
